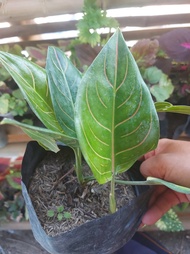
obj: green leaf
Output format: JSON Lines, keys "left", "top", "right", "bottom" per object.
{"left": 75, "top": 29, "right": 159, "bottom": 184}
{"left": 1, "top": 118, "right": 78, "bottom": 152}
{"left": 64, "top": 212, "right": 72, "bottom": 219}
{"left": 143, "top": 66, "right": 162, "bottom": 84}
{"left": 57, "top": 205, "right": 64, "bottom": 213}
{"left": 143, "top": 66, "right": 174, "bottom": 102}
{"left": 9, "top": 44, "right": 23, "bottom": 56}
{"left": 0, "top": 95, "right": 9, "bottom": 114}
{"left": 147, "top": 177, "right": 190, "bottom": 194}
{"left": 47, "top": 210, "right": 54, "bottom": 217}
{"left": 155, "top": 101, "right": 190, "bottom": 115}
{"left": 0, "top": 52, "right": 63, "bottom": 133}
{"left": 150, "top": 73, "right": 174, "bottom": 102}
{"left": 0, "top": 66, "right": 10, "bottom": 81}
{"left": 57, "top": 213, "right": 63, "bottom": 221}
{"left": 12, "top": 88, "right": 25, "bottom": 99}
{"left": 46, "top": 47, "right": 81, "bottom": 138}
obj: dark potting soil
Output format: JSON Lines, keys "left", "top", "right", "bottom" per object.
{"left": 28, "top": 148, "right": 136, "bottom": 237}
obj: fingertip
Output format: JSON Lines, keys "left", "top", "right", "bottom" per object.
{"left": 139, "top": 159, "right": 149, "bottom": 178}
{"left": 141, "top": 211, "right": 159, "bottom": 226}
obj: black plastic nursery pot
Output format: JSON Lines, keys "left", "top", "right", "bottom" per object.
{"left": 21, "top": 141, "right": 153, "bottom": 254}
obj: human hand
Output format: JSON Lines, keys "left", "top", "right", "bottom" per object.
{"left": 140, "top": 138, "right": 190, "bottom": 225}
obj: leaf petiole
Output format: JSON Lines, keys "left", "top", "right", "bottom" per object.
{"left": 115, "top": 176, "right": 190, "bottom": 194}
{"left": 73, "top": 147, "right": 84, "bottom": 184}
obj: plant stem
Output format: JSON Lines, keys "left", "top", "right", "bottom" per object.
{"left": 109, "top": 174, "right": 116, "bottom": 214}
{"left": 115, "top": 179, "right": 159, "bottom": 186}
{"left": 73, "top": 147, "right": 84, "bottom": 184}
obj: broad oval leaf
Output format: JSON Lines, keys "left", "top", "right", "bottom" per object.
{"left": 1, "top": 118, "right": 78, "bottom": 152}
{"left": 46, "top": 47, "right": 82, "bottom": 138}
{"left": 0, "top": 52, "right": 63, "bottom": 133}
{"left": 75, "top": 29, "right": 159, "bottom": 184}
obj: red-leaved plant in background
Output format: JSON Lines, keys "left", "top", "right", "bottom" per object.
{"left": 130, "top": 28, "right": 190, "bottom": 104}
{"left": 0, "top": 156, "right": 24, "bottom": 222}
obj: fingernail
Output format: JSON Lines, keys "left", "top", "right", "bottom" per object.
{"left": 139, "top": 223, "right": 147, "bottom": 228}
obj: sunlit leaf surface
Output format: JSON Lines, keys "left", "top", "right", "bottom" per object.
{"left": 0, "top": 52, "right": 63, "bottom": 133}
{"left": 46, "top": 47, "right": 82, "bottom": 138}
{"left": 75, "top": 29, "right": 159, "bottom": 184}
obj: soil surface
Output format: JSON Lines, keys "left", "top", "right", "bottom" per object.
{"left": 28, "top": 147, "right": 136, "bottom": 236}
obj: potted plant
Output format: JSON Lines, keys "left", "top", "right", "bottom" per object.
{"left": 0, "top": 29, "right": 190, "bottom": 254}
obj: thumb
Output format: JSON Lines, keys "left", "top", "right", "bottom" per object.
{"left": 140, "top": 154, "right": 168, "bottom": 180}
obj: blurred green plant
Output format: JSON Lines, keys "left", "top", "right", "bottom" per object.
{"left": 76, "top": 0, "right": 118, "bottom": 47}
{"left": 0, "top": 158, "right": 25, "bottom": 223}
{"left": 4, "top": 192, "right": 25, "bottom": 221}
{"left": 156, "top": 208, "right": 184, "bottom": 232}
{"left": 0, "top": 44, "right": 33, "bottom": 121}
{"left": 0, "top": 44, "right": 23, "bottom": 81}
{"left": 0, "top": 89, "right": 28, "bottom": 116}
{"left": 130, "top": 39, "right": 174, "bottom": 102}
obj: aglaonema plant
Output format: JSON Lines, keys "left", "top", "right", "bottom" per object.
{"left": 1, "top": 29, "right": 190, "bottom": 214}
